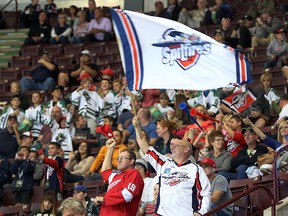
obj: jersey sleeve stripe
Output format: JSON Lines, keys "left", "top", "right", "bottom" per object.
{"left": 121, "top": 187, "right": 133, "bottom": 202}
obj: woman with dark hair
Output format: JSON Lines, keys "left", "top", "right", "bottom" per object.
{"left": 65, "top": 141, "right": 94, "bottom": 176}
{"left": 67, "top": 5, "right": 79, "bottom": 28}
{"left": 30, "top": 190, "right": 57, "bottom": 216}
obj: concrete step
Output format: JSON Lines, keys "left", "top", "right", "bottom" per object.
{"left": 0, "top": 62, "right": 8, "bottom": 68}
{"left": 0, "top": 44, "right": 22, "bottom": 50}
{"left": 0, "top": 50, "right": 19, "bottom": 56}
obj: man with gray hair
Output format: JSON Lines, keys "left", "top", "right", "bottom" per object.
{"left": 133, "top": 117, "right": 211, "bottom": 216}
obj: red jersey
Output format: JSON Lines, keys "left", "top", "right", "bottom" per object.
{"left": 223, "top": 130, "right": 246, "bottom": 158}
{"left": 100, "top": 169, "right": 144, "bottom": 216}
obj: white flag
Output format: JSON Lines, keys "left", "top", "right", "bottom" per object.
{"left": 111, "top": 9, "right": 252, "bottom": 91}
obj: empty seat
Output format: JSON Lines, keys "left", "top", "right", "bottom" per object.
{"left": 0, "top": 206, "right": 23, "bottom": 216}
{"left": 54, "top": 54, "right": 75, "bottom": 67}
{"left": 2, "top": 11, "right": 21, "bottom": 29}
{"left": 43, "top": 44, "right": 64, "bottom": 55}
{"left": 0, "top": 68, "right": 20, "bottom": 83}
{"left": 30, "top": 186, "right": 44, "bottom": 203}
{"left": 21, "top": 45, "right": 42, "bottom": 57}
{"left": 64, "top": 44, "right": 84, "bottom": 55}
{"left": 10, "top": 56, "right": 32, "bottom": 68}
{"left": 85, "top": 43, "right": 106, "bottom": 54}
{"left": 105, "top": 41, "right": 119, "bottom": 53}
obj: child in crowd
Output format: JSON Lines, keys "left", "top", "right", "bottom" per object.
{"left": 71, "top": 74, "right": 104, "bottom": 135}
{"left": 46, "top": 85, "right": 67, "bottom": 115}
{"left": 30, "top": 190, "right": 58, "bottom": 216}
{"left": 97, "top": 115, "right": 116, "bottom": 146}
{"left": 114, "top": 79, "right": 132, "bottom": 116}
{"left": 260, "top": 72, "right": 281, "bottom": 113}
{"left": 25, "top": 92, "right": 45, "bottom": 137}
{"left": 40, "top": 142, "right": 64, "bottom": 201}
{"left": 0, "top": 95, "right": 24, "bottom": 129}
{"left": 10, "top": 146, "right": 35, "bottom": 206}
{"left": 222, "top": 115, "right": 246, "bottom": 158}
{"left": 10, "top": 81, "right": 29, "bottom": 110}
{"left": 98, "top": 79, "right": 117, "bottom": 125}
{"left": 153, "top": 92, "right": 174, "bottom": 115}
{"left": 29, "top": 150, "right": 44, "bottom": 185}
{"left": 51, "top": 106, "right": 74, "bottom": 159}
{"left": 73, "top": 114, "right": 91, "bottom": 141}
{"left": 139, "top": 183, "right": 159, "bottom": 216}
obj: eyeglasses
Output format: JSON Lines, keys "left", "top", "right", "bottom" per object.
{"left": 116, "top": 156, "right": 131, "bottom": 161}
{"left": 279, "top": 126, "right": 288, "bottom": 130}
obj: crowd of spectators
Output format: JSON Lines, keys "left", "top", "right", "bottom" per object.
{"left": 0, "top": 0, "right": 288, "bottom": 215}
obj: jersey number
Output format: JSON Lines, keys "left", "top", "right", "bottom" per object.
{"left": 128, "top": 183, "right": 136, "bottom": 192}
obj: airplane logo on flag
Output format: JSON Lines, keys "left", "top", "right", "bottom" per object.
{"left": 152, "top": 29, "right": 211, "bottom": 70}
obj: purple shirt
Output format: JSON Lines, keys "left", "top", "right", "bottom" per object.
{"left": 88, "top": 17, "right": 112, "bottom": 41}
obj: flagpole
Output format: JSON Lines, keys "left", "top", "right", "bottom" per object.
{"left": 130, "top": 91, "right": 143, "bottom": 139}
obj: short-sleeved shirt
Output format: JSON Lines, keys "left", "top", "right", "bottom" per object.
{"left": 127, "top": 121, "right": 158, "bottom": 141}
{"left": 69, "top": 63, "right": 99, "bottom": 86}
{"left": 210, "top": 174, "right": 233, "bottom": 213}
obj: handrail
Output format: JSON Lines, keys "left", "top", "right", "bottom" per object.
{"left": 203, "top": 185, "right": 276, "bottom": 216}
{"left": 0, "top": 0, "right": 18, "bottom": 31}
{"left": 273, "top": 144, "right": 288, "bottom": 203}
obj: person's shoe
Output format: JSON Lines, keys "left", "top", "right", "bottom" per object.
{"left": 260, "top": 167, "right": 272, "bottom": 175}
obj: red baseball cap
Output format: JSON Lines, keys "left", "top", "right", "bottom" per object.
{"left": 199, "top": 158, "right": 216, "bottom": 169}
{"left": 77, "top": 73, "right": 92, "bottom": 81}
{"left": 101, "top": 68, "right": 114, "bottom": 77}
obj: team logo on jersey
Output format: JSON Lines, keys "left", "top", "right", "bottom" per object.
{"left": 162, "top": 171, "right": 190, "bottom": 186}
{"left": 164, "top": 168, "right": 171, "bottom": 174}
{"left": 227, "top": 140, "right": 239, "bottom": 153}
{"left": 152, "top": 29, "right": 211, "bottom": 70}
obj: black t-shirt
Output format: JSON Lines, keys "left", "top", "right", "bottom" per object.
{"left": 69, "top": 63, "right": 99, "bottom": 86}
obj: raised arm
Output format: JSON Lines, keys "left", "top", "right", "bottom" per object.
{"left": 243, "top": 118, "right": 266, "bottom": 140}
{"left": 132, "top": 117, "right": 149, "bottom": 153}
{"left": 101, "top": 138, "right": 117, "bottom": 172}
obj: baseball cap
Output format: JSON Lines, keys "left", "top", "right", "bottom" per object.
{"left": 281, "top": 93, "right": 288, "bottom": 100}
{"left": 8, "top": 114, "right": 17, "bottom": 120}
{"left": 242, "top": 15, "right": 253, "bottom": 21}
{"left": 214, "top": 29, "right": 224, "bottom": 36}
{"left": 241, "top": 126, "right": 256, "bottom": 134}
{"left": 77, "top": 73, "right": 92, "bottom": 81}
{"left": 80, "top": 50, "right": 92, "bottom": 57}
{"left": 199, "top": 158, "right": 216, "bottom": 169}
{"left": 275, "top": 28, "right": 287, "bottom": 34}
{"left": 136, "top": 159, "right": 148, "bottom": 171}
{"left": 53, "top": 85, "right": 64, "bottom": 92}
{"left": 101, "top": 68, "right": 114, "bottom": 77}
{"left": 21, "top": 131, "right": 33, "bottom": 139}
{"left": 74, "top": 185, "right": 87, "bottom": 193}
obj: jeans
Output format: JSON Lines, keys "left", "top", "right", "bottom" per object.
{"left": 49, "top": 36, "right": 69, "bottom": 44}
{"left": 210, "top": 202, "right": 233, "bottom": 216}
{"left": 218, "top": 165, "right": 248, "bottom": 181}
{"left": 72, "top": 36, "right": 85, "bottom": 44}
{"left": 20, "top": 77, "right": 55, "bottom": 92}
